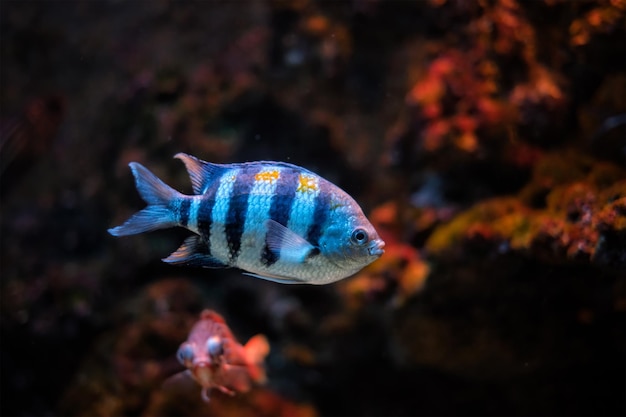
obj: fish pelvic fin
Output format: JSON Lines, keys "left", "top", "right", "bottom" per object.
{"left": 201, "top": 386, "right": 211, "bottom": 403}
{"left": 242, "top": 272, "right": 303, "bottom": 284}
{"left": 163, "top": 369, "right": 195, "bottom": 389}
{"left": 108, "top": 162, "right": 182, "bottom": 236}
{"left": 244, "top": 334, "right": 270, "bottom": 383}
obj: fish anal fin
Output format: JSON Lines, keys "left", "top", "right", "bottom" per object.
{"left": 163, "top": 235, "right": 228, "bottom": 268}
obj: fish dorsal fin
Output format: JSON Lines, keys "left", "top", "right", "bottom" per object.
{"left": 174, "top": 153, "right": 225, "bottom": 194}
{"left": 265, "top": 219, "right": 319, "bottom": 263}
{"left": 162, "top": 235, "right": 228, "bottom": 268}
{"left": 200, "top": 309, "right": 226, "bottom": 323}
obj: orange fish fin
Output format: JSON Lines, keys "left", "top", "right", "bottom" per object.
{"left": 217, "top": 385, "right": 236, "bottom": 396}
{"left": 244, "top": 334, "right": 270, "bottom": 383}
{"left": 245, "top": 334, "right": 270, "bottom": 363}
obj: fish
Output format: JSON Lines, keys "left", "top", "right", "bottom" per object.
{"left": 170, "top": 309, "right": 270, "bottom": 402}
{"left": 108, "top": 153, "right": 385, "bottom": 284}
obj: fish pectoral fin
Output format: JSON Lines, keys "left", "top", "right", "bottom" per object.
{"left": 265, "top": 219, "right": 319, "bottom": 263}
{"left": 217, "top": 385, "right": 236, "bottom": 396}
{"left": 216, "top": 365, "right": 252, "bottom": 393}
{"left": 242, "top": 272, "right": 303, "bottom": 284}
{"left": 163, "top": 236, "right": 228, "bottom": 268}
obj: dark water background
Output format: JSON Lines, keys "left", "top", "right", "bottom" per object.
{"left": 1, "top": 1, "right": 625, "bottom": 416}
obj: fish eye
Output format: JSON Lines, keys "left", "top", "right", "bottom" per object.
{"left": 206, "top": 336, "right": 224, "bottom": 357}
{"left": 177, "top": 343, "right": 194, "bottom": 365}
{"left": 351, "top": 228, "right": 369, "bottom": 245}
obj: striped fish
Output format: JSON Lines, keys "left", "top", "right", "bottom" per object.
{"left": 108, "top": 153, "right": 385, "bottom": 285}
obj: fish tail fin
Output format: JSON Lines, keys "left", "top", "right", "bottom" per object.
{"left": 108, "top": 162, "right": 181, "bottom": 236}
{"left": 244, "top": 334, "right": 270, "bottom": 384}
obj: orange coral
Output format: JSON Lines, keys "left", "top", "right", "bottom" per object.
{"left": 570, "top": 0, "right": 626, "bottom": 46}
{"left": 425, "top": 153, "right": 626, "bottom": 266}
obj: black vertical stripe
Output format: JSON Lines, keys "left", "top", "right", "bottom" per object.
{"left": 178, "top": 198, "right": 191, "bottom": 227}
{"left": 197, "top": 196, "right": 217, "bottom": 256}
{"left": 306, "top": 180, "right": 330, "bottom": 247}
{"left": 260, "top": 170, "right": 299, "bottom": 266}
{"left": 225, "top": 168, "right": 258, "bottom": 262}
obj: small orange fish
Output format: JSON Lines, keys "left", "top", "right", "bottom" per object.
{"left": 171, "top": 309, "right": 270, "bottom": 402}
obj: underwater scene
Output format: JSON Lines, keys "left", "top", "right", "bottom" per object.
{"left": 1, "top": 1, "right": 625, "bottom": 416}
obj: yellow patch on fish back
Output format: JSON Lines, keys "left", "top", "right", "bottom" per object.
{"left": 297, "top": 173, "right": 318, "bottom": 193}
{"left": 254, "top": 169, "right": 280, "bottom": 184}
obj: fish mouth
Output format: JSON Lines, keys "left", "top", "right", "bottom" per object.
{"left": 368, "top": 239, "right": 385, "bottom": 257}
{"left": 192, "top": 362, "right": 213, "bottom": 385}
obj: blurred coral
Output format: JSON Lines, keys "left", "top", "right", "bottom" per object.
{"left": 144, "top": 386, "right": 317, "bottom": 417}
{"left": 570, "top": 0, "right": 626, "bottom": 46}
{"left": 426, "top": 152, "right": 626, "bottom": 268}
{"left": 0, "top": 95, "right": 66, "bottom": 194}
{"left": 2, "top": 1, "right": 625, "bottom": 416}
{"left": 402, "top": 0, "right": 571, "bottom": 154}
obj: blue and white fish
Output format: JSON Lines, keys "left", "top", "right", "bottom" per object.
{"left": 108, "top": 153, "right": 385, "bottom": 285}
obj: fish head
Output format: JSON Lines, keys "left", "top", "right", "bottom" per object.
{"left": 320, "top": 197, "right": 385, "bottom": 272}
{"left": 176, "top": 335, "right": 227, "bottom": 388}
